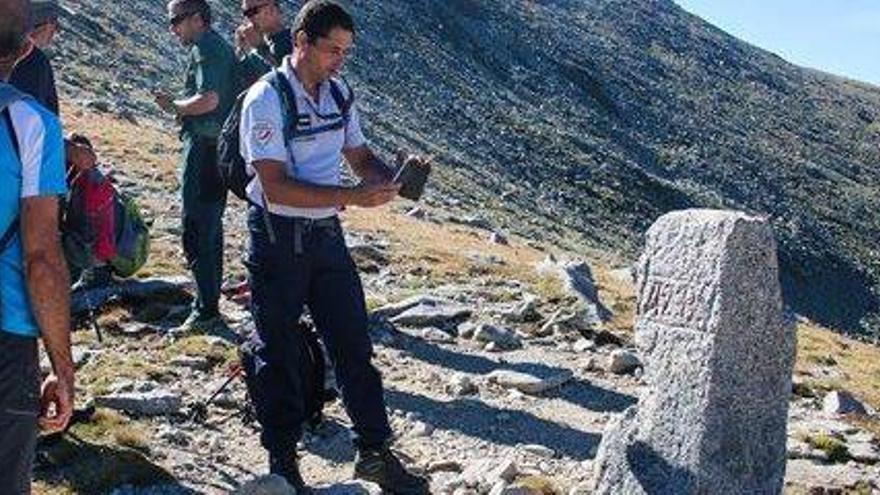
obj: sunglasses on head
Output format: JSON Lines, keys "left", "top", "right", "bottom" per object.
{"left": 170, "top": 11, "right": 196, "bottom": 26}
{"left": 242, "top": 3, "right": 270, "bottom": 18}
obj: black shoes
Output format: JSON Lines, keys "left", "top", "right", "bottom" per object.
{"left": 269, "top": 452, "right": 312, "bottom": 494}
{"left": 354, "top": 447, "right": 429, "bottom": 494}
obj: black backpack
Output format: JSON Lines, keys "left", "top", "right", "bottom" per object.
{"left": 216, "top": 69, "right": 355, "bottom": 202}
{"left": 240, "top": 320, "right": 336, "bottom": 430}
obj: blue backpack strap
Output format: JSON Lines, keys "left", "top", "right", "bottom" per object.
{"left": 266, "top": 69, "right": 299, "bottom": 141}
{"left": 328, "top": 77, "right": 354, "bottom": 124}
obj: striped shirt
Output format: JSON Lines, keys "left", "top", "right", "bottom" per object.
{"left": 0, "top": 96, "right": 66, "bottom": 337}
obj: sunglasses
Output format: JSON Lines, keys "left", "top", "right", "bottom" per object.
{"left": 242, "top": 3, "right": 270, "bottom": 18}
{"left": 169, "top": 11, "right": 196, "bottom": 27}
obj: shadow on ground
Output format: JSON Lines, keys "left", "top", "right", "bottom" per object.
{"left": 385, "top": 389, "right": 602, "bottom": 461}
{"left": 389, "top": 331, "right": 637, "bottom": 413}
{"left": 34, "top": 432, "right": 193, "bottom": 493}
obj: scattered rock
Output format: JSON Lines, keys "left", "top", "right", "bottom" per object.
{"left": 573, "top": 338, "right": 596, "bottom": 353}
{"left": 446, "top": 373, "right": 478, "bottom": 396}
{"left": 85, "top": 99, "right": 113, "bottom": 112}
{"left": 490, "top": 232, "right": 509, "bottom": 245}
{"left": 389, "top": 301, "right": 472, "bottom": 328}
{"left": 170, "top": 355, "right": 211, "bottom": 371}
{"left": 472, "top": 323, "right": 522, "bottom": 350}
{"left": 420, "top": 327, "right": 456, "bottom": 343}
{"left": 406, "top": 206, "right": 426, "bottom": 219}
{"left": 606, "top": 349, "right": 640, "bottom": 375}
{"left": 823, "top": 390, "right": 868, "bottom": 416}
{"left": 535, "top": 259, "right": 612, "bottom": 327}
{"left": 94, "top": 389, "right": 182, "bottom": 416}
{"left": 520, "top": 444, "right": 555, "bottom": 459}
{"left": 503, "top": 298, "right": 541, "bottom": 323}
{"left": 233, "top": 475, "right": 296, "bottom": 495}
{"left": 410, "top": 421, "right": 435, "bottom": 438}
{"left": 487, "top": 369, "right": 573, "bottom": 395}
{"left": 457, "top": 321, "right": 477, "bottom": 339}
{"left": 373, "top": 295, "right": 444, "bottom": 319}
{"left": 428, "top": 460, "right": 463, "bottom": 473}
{"left": 156, "top": 424, "right": 190, "bottom": 447}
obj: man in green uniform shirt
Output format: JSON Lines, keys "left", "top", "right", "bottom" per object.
{"left": 154, "top": 0, "right": 236, "bottom": 333}
{"left": 235, "top": 0, "right": 293, "bottom": 87}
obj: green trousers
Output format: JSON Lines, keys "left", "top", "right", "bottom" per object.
{"left": 180, "top": 135, "right": 226, "bottom": 319}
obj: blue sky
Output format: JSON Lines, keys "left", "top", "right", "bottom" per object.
{"left": 674, "top": 1, "right": 880, "bottom": 86}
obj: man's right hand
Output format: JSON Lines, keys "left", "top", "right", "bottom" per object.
{"left": 38, "top": 370, "right": 74, "bottom": 433}
{"left": 350, "top": 182, "right": 401, "bottom": 207}
{"left": 235, "top": 23, "right": 262, "bottom": 55}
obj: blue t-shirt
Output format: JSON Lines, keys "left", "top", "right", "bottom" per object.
{"left": 0, "top": 97, "right": 66, "bottom": 337}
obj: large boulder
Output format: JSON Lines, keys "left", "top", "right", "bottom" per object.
{"left": 592, "top": 210, "right": 796, "bottom": 494}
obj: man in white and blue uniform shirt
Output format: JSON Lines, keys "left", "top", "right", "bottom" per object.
{"left": 0, "top": 0, "right": 74, "bottom": 491}
{"left": 238, "top": 1, "right": 428, "bottom": 493}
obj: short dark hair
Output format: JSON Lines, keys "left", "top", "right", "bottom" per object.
{"left": 293, "top": 0, "right": 355, "bottom": 43}
{"left": 170, "top": 0, "right": 212, "bottom": 26}
{"left": 0, "top": 0, "right": 31, "bottom": 59}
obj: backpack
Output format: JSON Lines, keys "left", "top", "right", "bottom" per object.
{"left": 109, "top": 191, "right": 149, "bottom": 278}
{"left": 62, "top": 134, "right": 150, "bottom": 280}
{"left": 216, "top": 69, "right": 354, "bottom": 201}
{"left": 240, "top": 320, "right": 336, "bottom": 430}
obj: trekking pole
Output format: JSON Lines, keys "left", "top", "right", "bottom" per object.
{"left": 83, "top": 289, "right": 103, "bottom": 343}
{"left": 190, "top": 363, "right": 244, "bottom": 421}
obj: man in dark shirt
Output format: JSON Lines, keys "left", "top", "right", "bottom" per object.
{"left": 235, "top": 0, "right": 293, "bottom": 87}
{"left": 10, "top": 0, "right": 59, "bottom": 114}
{"left": 154, "top": 0, "right": 236, "bottom": 334}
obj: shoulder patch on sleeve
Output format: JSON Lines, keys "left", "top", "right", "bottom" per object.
{"left": 251, "top": 120, "right": 277, "bottom": 149}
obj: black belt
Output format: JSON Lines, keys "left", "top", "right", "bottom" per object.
{"left": 253, "top": 205, "right": 338, "bottom": 255}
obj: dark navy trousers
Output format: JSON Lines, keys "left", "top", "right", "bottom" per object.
{"left": 243, "top": 206, "right": 391, "bottom": 455}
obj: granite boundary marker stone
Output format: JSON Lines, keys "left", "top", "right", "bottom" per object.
{"left": 592, "top": 209, "right": 796, "bottom": 494}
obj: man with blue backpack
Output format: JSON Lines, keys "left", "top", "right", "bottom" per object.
{"left": 236, "top": 1, "right": 429, "bottom": 492}
{"left": 0, "top": 0, "right": 74, "bottom": 491}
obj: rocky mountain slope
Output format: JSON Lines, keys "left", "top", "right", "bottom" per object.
{"left": 49, "top": 1, "right": 880, "bottom": 330}
{"left": 29, "top": 104, "right": 880, "bottom": 495}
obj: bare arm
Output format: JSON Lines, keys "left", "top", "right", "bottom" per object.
{"left": 154, "top": 91, "right": 219, "bottom": 117}
{"left": 255, "top": 159, "right": 399, "bottom": 208}
{"left": 21, "top": 195, "right": 73, "bottom": 431}
{"left": 174, "top": 91, "right": 219, "bottom": 117}
{"left": 343, "top": 145, "right": 395, "bottom": 184}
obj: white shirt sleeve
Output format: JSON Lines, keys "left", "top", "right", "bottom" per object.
{"left": 239, "top": 81, "right": 288, "bottom": 170}
{"left": 9, "top": 101, "right": 66, "bottom": 199}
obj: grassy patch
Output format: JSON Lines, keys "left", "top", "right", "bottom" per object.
{"left": 78, "top": 354, "right": 172, "bottom": 396}
{"left": 72, "top": 409, "right": 150, "bottom": 453}
{"left": 164, "top": 335, "right": 238, "bottom": 369}
{"left": 531, "top": 273, "right": 567, "bottom": 303}
{"left": 796, "top": 322, "right": 880, "bottom": 411}
{"left": 803, "top": 433, "right": 850, "bottom": 463}
{"left": 516, "top": 475, "right": 562, "bottom": 494}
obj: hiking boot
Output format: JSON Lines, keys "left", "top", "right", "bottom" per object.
{"left": 269, "top": 452, "right": 312, "bottom": 494}
{"left": 171, "top": 312, "right": 227, "bottom": 337}
{"left": 354, "top": 447, "right": 429, "bottom": 494}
